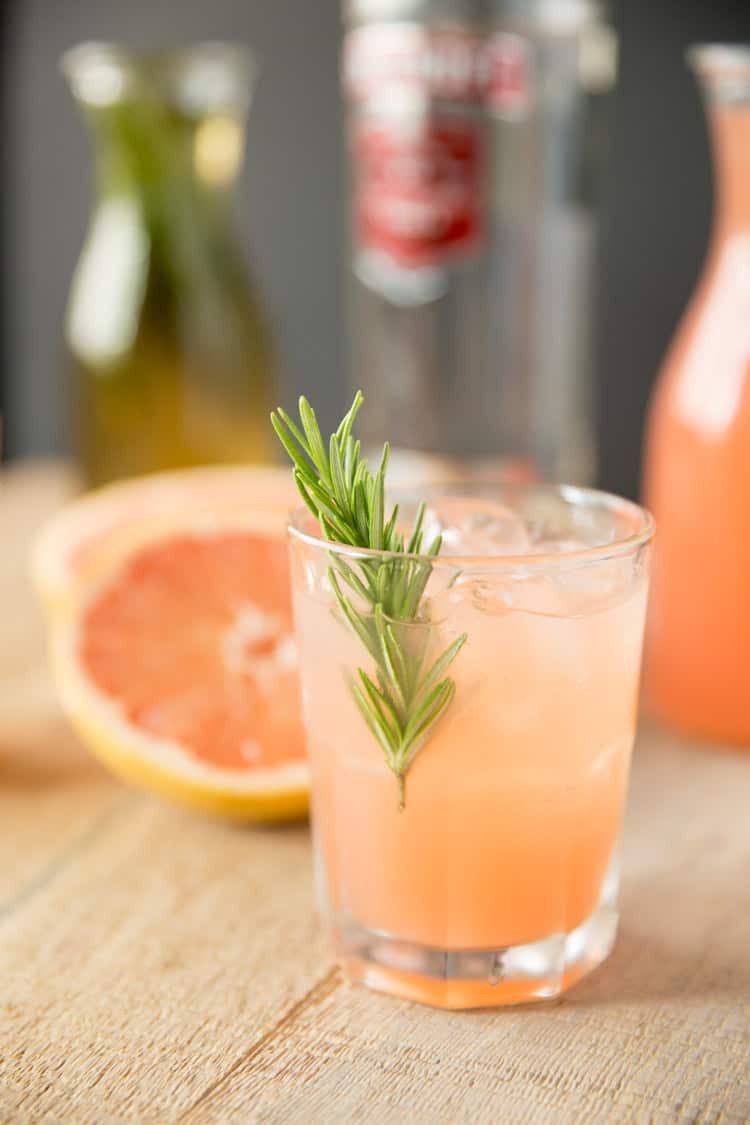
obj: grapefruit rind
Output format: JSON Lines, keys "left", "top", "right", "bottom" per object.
{"left": 31, "top": 464, "right": 296, "bottom": 613}
{"left": 46, "top": 507, "right": 310, "bottom": 822}
{"left": 51, "top": 611, "right": 310, "bottom": 822}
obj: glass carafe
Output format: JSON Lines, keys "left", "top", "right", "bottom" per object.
{"left": 62, "top": 43, "right": 278, "bottom": 486}
{"left": 644, "top": 45, "right": 750, "bottom": 743}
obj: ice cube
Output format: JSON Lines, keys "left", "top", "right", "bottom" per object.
{"left": 525, "top": 499, "right": 619, "bottom": 550}
{"left": 507, "top": 557, "right": 636, "bottom": 617}
{"left": 423, "top": 497, "right": 531, "bottom": 558}
{"left": 466, "top": 577, "right": 514, "bottom": 615}
{"left": 554, "top": 557, "right": 637, "bottom": 616}
{"left": 504, "top": 573, "right": 570, "bottom": 617}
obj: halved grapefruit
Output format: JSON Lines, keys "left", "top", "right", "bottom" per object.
{"left": 32, "top": 464, "right": 296, "bottom": 612}
{"left": 49, "top": 513, "right": 309, "bottom": 821}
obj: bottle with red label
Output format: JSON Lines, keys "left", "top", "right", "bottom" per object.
{"left": 342, "top": 0, "right": 616, "bottom": 483}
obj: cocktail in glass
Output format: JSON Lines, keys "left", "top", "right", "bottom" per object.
{"left": 289, "top": 485, "right": 652, "bottom": 1008}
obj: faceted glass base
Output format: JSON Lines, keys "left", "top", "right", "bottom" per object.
{"left": 335, "top": 899, "right": 618, "bottom": 1009}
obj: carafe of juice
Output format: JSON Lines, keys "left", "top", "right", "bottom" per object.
{"left": 62, "top": 43, "right": 278, "bottom": 485}
{"left": 644, "top": 45, "right": 750, "bottom": 742}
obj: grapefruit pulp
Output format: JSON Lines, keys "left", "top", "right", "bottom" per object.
{"left": 31, "top": 464, "right": 296, "bottom": 611}
{"left": 50, "top": 515, "right": 309, "bottom": 821}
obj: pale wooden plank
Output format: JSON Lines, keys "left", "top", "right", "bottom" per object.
{"left": 181, "top": 728, "right": 750, "bottom": 1124}
{"left": 0, "top": 801, "right": 330, "bottom": 1122}
{"left": 2, "top": 464, "right": 749, "bottom": 1122}
{"left": 0, "top": 461, "right": 77, "bottom": 681}
{"left": 0, "top": 465, "right": 331, "bottom": 1122}
{"left": 0, "top": 464, "right": 121, "bottom": 910}
{"left": 0, "top": 684, "right": 125, "bottom": 912}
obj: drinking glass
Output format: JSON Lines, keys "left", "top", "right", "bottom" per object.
{"left": 289, "top": 484, "right": 652, "bottom": 1008}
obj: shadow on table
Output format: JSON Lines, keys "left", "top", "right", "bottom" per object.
{"left": 569, "top": 919, "right": 750, "bottom": 1007}
{"left": 0, "top": 709, "right": 105, "bottom": 790}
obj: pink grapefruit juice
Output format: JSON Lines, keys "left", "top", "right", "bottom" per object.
{"left": 289, "top": 494, "right": 651, "bottom": 1009}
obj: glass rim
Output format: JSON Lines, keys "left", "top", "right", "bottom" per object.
{"left": 687, "top": 43, "right": 750, "bottom": 80}
{"left": 61, "top": 40, "right": 257, "bottom": 74}
{"left": 60, "top": 41, "right": 257, "bottom": 112}
{"left": 287, "top": 481, "right": 654, "bottom": 571}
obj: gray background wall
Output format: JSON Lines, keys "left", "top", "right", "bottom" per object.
{"left": 3, "top": 0, "right": 750, "bottom": 497}
{"left": 2, "top": 0, "right": 345, "bottom": 459}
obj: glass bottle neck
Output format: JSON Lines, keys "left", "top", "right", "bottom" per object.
{"left": 706, "top": 102, "right": 750, "bottom": 234}
{"left": 88, "top": 104, "right": 240, "bottom": 226}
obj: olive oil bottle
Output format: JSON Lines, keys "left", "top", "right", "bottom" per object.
{"left": 63, "top": 43, "right": 278, "bottom": 485}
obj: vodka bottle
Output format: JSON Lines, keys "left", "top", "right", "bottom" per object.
{"left": 342, "top": 0, "right": 616, "bottom": 483}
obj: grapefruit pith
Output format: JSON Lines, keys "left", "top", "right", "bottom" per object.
{"left": 32, "top": 464, "right": 296, "bottom": 612}
{"left": 50, "top": 516, "right": 309, "bottom": 821}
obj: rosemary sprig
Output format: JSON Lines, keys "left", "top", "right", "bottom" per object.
{"left": 271, "top": 392, "right": 467, "bottom": 808}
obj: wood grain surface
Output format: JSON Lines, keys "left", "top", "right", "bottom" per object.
{"left": 0, "top": 464, "right": 748, "bottom": 1124}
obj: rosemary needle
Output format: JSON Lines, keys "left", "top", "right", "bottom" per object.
{"left": 272, "top": 392, "right": 466, "bottom": 808}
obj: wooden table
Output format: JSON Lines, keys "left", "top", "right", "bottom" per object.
{"left": 1, "top": 464, "right": 748, "bottom": 1123}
